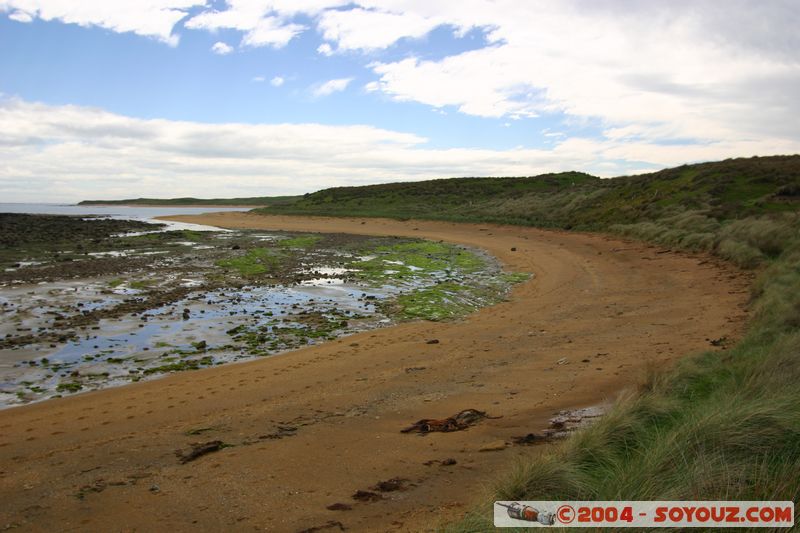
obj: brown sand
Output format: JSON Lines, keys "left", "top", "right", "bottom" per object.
{"left": 0, "top": 213, "right": 750, "bottom": 532}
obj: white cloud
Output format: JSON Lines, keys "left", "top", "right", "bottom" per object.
{"left": 252, "top": 75, "right": 266, "bottom": 83}
{"left": 2, "top": 1, "right": 799, "bottom": 174}
{"left": 7, "top": 9, "right": 32, "bottom": 22}
{"left": 183, "top": 3, "right": 306, "bottom": 49}
{"left": 270, "top": 76, "right": 285, "bottom": 87}
{"left": 2, "top": 97, "right": 799, "bottom": 203}
{"left": 352, "top": 1, "right": 800, "bottom": 147}
{"left": 316, "top": 7, "right": 442, "bottom": 51}
{"left": 211, "top": 41, "right": 233, "bottom": 55}
{"left": 0, "top": 0, "right": 203, "bottom": 44}
{"left": 312, "top": 77, "right": 353, "bottom": 97}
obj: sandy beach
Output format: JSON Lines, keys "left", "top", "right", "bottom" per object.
{"left": 0, "top": 213, "right": 750, "bottom": 532}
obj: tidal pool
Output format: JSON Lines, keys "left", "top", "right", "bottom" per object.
{"left": 0, "top": 218, "right": 528, "bottom": 407}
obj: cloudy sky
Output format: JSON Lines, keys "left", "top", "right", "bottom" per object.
{"left": 1, "top": 1, "right": 798, "bottom": 202}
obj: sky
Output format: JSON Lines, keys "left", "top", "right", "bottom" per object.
{"left": 1, "top": 1, "right": 798, "bottom": 202}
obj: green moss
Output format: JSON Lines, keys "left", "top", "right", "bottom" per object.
{"left": 56, "top": 382, "right": 82, "bottom": 393}
{"left": 501, "top": 272, "right": 531, "bottom": 284}
{"left": 129, "top": 279, "right": 155, "bottom": 290}
{"left": 143, "top": 356, "right": 214, "bottom": 375}
{"left": 393, "top": 282, "right": 477, "bottom": 321}
{"left": 216, "top": 247, "right": 284, "bottom": 276}
{"left": 278, "top": 234, "right": 322, "bottom": 248}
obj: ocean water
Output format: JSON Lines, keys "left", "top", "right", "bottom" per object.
{"left": 0, "top": 203, "right": 252, "bottom": 231}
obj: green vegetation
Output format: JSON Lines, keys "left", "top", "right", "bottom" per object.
{"left": 259, "top": 156, "right": 799, "bottom": 234}
{"left": 393, "top": 282, "right": 476, "bottom": 321}
{"left": 78, "top": 196, "right": 299, "bottom": 206}
{"left": 250, "top": 155, "right": 800, "bottom": 526}
{"left": 277, "top": 234, "right": 322, "bottom": 248}
{"left": 215, "top": 247, "right": 285, "bottom": 276}
{"left": 351, "top": 240, "right": 486, "bottom": 284}
{"left": 55, "top": 382, "right": 82, "bottom": 393}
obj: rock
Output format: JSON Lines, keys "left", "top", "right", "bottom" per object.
{"left": 326, "top": 503, "right": 352, "bottom": 511}
{"left": 426, "top": 339, "right": 440, "bottom": 344}
{"left": 351, "top": 490, "right": 382, "bottom": 502}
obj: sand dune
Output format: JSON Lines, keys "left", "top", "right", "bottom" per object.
{"left": 0, "top": 213, "right": 750, "bottom": 532}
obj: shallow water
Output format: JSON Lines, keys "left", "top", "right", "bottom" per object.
{"left": 0, "top": 214, "right": 518, "bottom": 408}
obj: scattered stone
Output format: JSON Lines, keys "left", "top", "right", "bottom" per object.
{"left": 425, "top": 339, "right": 440, "bottom": 344}
{"left": 510, "top": 433, "right": 549, "bottom": 445}
{"left": 325, "top": 503, "right": 352, "bottom": 511}
{"left": 510, "top": 247, "right": 517, "bottom": 251}
{"left": 351, "top": 490, "right": 382, "bottom": 502}
{"left": 175, "top": 440, "right": 226, "bottom": 464}
{"left": 370, "top": 478, "right": 408, "bottom": 492}
{"left": 423, "top": 458, "right": 458, "bottom": 466}
{"left": 298, "top": 520, "right": 345, "bottom": 533}
{"left": 259, "top": 426, "right": 297, "bottom": 440}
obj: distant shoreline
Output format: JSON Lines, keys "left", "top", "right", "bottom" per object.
{"left": 79, "top": 203, "right": 259, "bottom": 208}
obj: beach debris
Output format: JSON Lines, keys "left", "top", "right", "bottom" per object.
{"left": 352, "top": 490, "right": 382, "bottom": 502}
{"left": 326, "top": 503, "right": 352, "bottom": 511}
{"left": 510, "top": 433, "right": 551, "bottom": 446}
{"left": 175, "top": 440, "right": 226, "bottom": 464}
{"left": 426, "top": 339, "right": 440, "bottom": 344}
{"left": 709, "top": 336, "right": 728, "bottom": 347}
{"left": 511, "top": 406, "right": 607, "bottom": 445}
{"left": 556, "top": 357, "right": 568, "bottom": 365}
{"left": 401, "top": 408, "right": 499, "bottom": 434}
{"left": 260, "top": 425, "right": 297, "bottom": 440}
{"left": 76, "top": 479, "right": 107, "bottom": 500}
{"left": 404, "top": 366, "right": 426, "bottom": 373}
{"left": 370, "top": 477, "right": 409, "bottom": 492}
{"left": 297, "top": 520, "right": 345, "bottom": 533}
{"left": 423, "top": 458, "right": 457, "bottom": 466}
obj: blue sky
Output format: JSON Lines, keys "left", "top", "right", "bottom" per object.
{"left": 0, "top": 1, "right": 798, "bottom": 201}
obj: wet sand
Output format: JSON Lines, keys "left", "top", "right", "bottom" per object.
{"left": 0, "top": 213, "right": 750, "bottom": 532}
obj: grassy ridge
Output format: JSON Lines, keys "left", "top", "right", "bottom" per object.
{"left": 78, "top": 196, "right": 299, "bottom": 206}
{"left": 256, "top": 155, "right": 800, "bottom": 528}
{"left": 259, "top": 155, "right": 799, "bottom": 232}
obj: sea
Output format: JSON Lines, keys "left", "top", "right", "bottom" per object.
{"left": 0, "top": 203, "right": 252, "bottom": 231}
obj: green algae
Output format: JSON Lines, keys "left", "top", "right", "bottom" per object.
{"left": 278, "top": 234, "right": 322, "bottom": 249}
{"left": 216, "top": 247, "right": 285, "bottom": 276}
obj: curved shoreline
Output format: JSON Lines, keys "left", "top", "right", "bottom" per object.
{"left": 0, "top": 213, "right": 750, "bottom": 531}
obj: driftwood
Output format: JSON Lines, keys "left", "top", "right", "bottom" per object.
{"left": 401, "top": 409, "right": 499, "bottom": 434}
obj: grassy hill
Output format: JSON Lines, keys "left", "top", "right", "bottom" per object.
{"left": 259, "top": 155, "right": 800, "bottom": 530}
{"left": 262, "top": 155, "right": 799, "bottom": 229}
